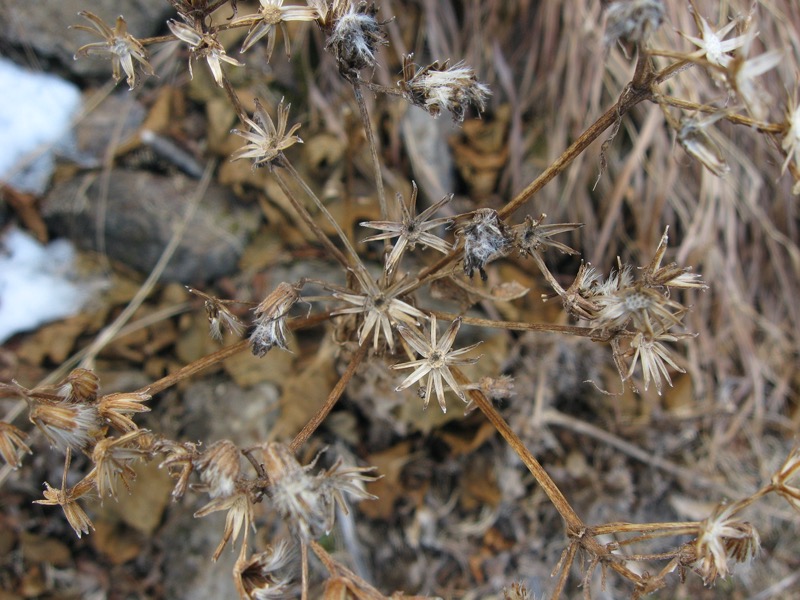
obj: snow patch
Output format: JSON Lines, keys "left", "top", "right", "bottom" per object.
{"left": 0, "top": 228, "right": 92, "bottom": 343}
{"left": 0, "top": 57, "right": 82, "bottom": 194}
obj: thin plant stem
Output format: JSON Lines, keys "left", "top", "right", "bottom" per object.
{"left": 271, "top": 165, "right": 352, "bottom": 270}
{"left": 453, "top": 367, "right": 648, "bottom": 588}
{"left": 542, "top": 408, "right": 740, "bottom": 495}
{"left": 289, "top": 339, "right": 369, "bottom": 452}
{"left": 310, "top": 540, "right": 386, "bottom": 598}
{"left": 279, "top": 155, "right": 372, "bottom": 281}
{"left": 137, "top": 312, "right": 331, "bottom": 397}
{"left": 139, "top": 340, "right": 248, "bottom": 397}
{"left": 655, "top": 94, "right": 783, "bottom": 134}
{"left": 301, "top": 540, "right": 309, "bottom": 600}
{"left": 352, "top": 81, "right": 388, "bottom": 221}
{"left": 428, "top": 310, "right": 609, "bottom": 339}
{"left": 81, "top": 161, "right": 215, "bottom": 369}
{"left": 551, "top": 542, "right": 579, "bottom": 600}
{"left": 221, "top": 73, "right": 248, "bottom": 124}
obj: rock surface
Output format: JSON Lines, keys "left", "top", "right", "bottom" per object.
{"left": 43, "top": 168, "right": 260, "bottom": 283}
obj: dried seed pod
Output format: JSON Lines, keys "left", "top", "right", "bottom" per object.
{"left": 30, "top": 400, "right": 102, "bottom": 452}
{"left": 58, "top": 368, "right": 100, "bottom": 403}
{"left": 399, "top": 54, "right": 490, "bottom": 122}
{"left": 194, "top": 439, "right": 242, "bottom": 498}
{"left": 97, "top": 392, "right": 151, "bottom": 433}
{"left": 0, "top": 421, "right": 31, "bottom": 469}
{"left": 322, "top": 0, "right": 386, "bottom": 79}
{"left": 458, "top": 208, "right": 511, "bottom": 280}
{"left": 249, "top": 282, "right": 301, "bottom": 356}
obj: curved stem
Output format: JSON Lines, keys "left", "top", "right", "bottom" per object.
{"left": 452, "top": 367, "right": 645, "bottom": 587}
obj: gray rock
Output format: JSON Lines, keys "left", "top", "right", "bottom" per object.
{"left": 72, "top": 92, "right": 147, "bottom": 164}
{"left": 0, "top": 0, "right": 172, "bottom": 77}
{"left": 43, "top": 169, "right": 260, "bottom": 282}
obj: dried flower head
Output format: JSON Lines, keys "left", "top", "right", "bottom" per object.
{"left": 58, "top": 368, "right": 100, "bottom": 403}
{"left": 681, "top": 11, "right": 748, "bottom": 68}
{"left": 167, "top": 18, "right": 244, "bottom": 86}
{"left": 34, "top": 469, "right": 96, "bottom": 538}
{"left": 503, "top": 582, "right": 531, "bottom": 600}
{"left": 392, "top": 315, "right": 481, "bottom": 413}
{"left": 194, "top": 439, "right": 242, "bottom": 498}
{"left": 260, "top": 442, "right": 326, "bottom": 539}
{"left": 0, "top": 421, "right": 31, "bottom": 469}
{"left": 604, "top": 0, "right": 665, "bottom": 46}
{"left": 231, "top": 98, "right": 303, "bottom": 169}
{"left": 321, "top": 456, "right": 380, "bottom": 516}
{"left": 73, "top": 12, "right": 154, "bottom": 89}
{"left": 360, "top": 182, "right": 453, "bottom": 274}
{"left": 187, "top": 286, "right": 245, "bottom": 341}
{"left": 641, "top": 227, "right": 707, "bottom": 290}
{"left": 458, "top": 208, "right": 512, "bottom": 281}
{"left": 233, "top": 0, "right": 318, "bottom": 58}
{"left": 91, "top": 429, "right": 149, "bottom": 499}
{"left": 323, "top": 0, "right": 386, "bottom": 78}
{"left": 624, "top": 331, "right": 686, "bottom": 395}
{"left": 591, "top": 262, "right": 634, "bottom": 298}
{"left": 332, "top": 272, "right": 426, "bottom": 351}
{"left": 562, "top": 261, "right": 603, "bottom": 320}
{"left": 594, "top": 282, "right": 684, "bottom": 334}
{"left": 195, "top": 491, "right": 255, "bottom": 561}
{"left": 678, "top": 115, "right": 730, "bottom": 177}
{"left": 399, "top": 54, "right": 490, "bottom": 122}
{"left": 695, "top": 503, "right": 760, "bottom": 585}
{"left": 234, "top": 541, "right": 293, "bottom": 599}
{"left": 260, "top": 442, "right": 378, "bottom": 540}
{"left": 250, "top": 282, "right": 301, "bottom": 356}
{"left": 511, "top": 213, "right": 582, "bottom": 258}
{"left": 157, "top": 439, "right": 201, "bottom": 500}
{"left": 97, "top": 391, "right": 151, "bottom": 433}
{"left": 771, "top": 446, "right": 800, "bottom": 512}
{"left": 29, "top": 399, "right": 102, "bottom": 452}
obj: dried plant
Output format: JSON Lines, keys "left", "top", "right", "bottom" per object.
{"left": 2, "top": 0, "right": 800, "bottom": 598}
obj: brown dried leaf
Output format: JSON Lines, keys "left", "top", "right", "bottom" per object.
{"left": 15, "top": 314, "right": 94, "bottom": 366}
{"left": 19, "top": 532, "right": 71, "bottom": 567}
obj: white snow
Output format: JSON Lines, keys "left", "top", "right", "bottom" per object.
{"left": 0, "top": 56, "right": 82, "bottom": 194}
{"left": 0, "top": 227, "right": 91, "bottom": 343}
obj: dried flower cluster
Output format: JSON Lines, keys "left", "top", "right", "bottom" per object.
{"left": 561, "top": 228, "right": 706, "bottom": 394}
{"left": 400, "top": 54, "right": 491, "bottom": 122}
{"left": 2, "top": 0, "right": 798, "bottom": 597}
